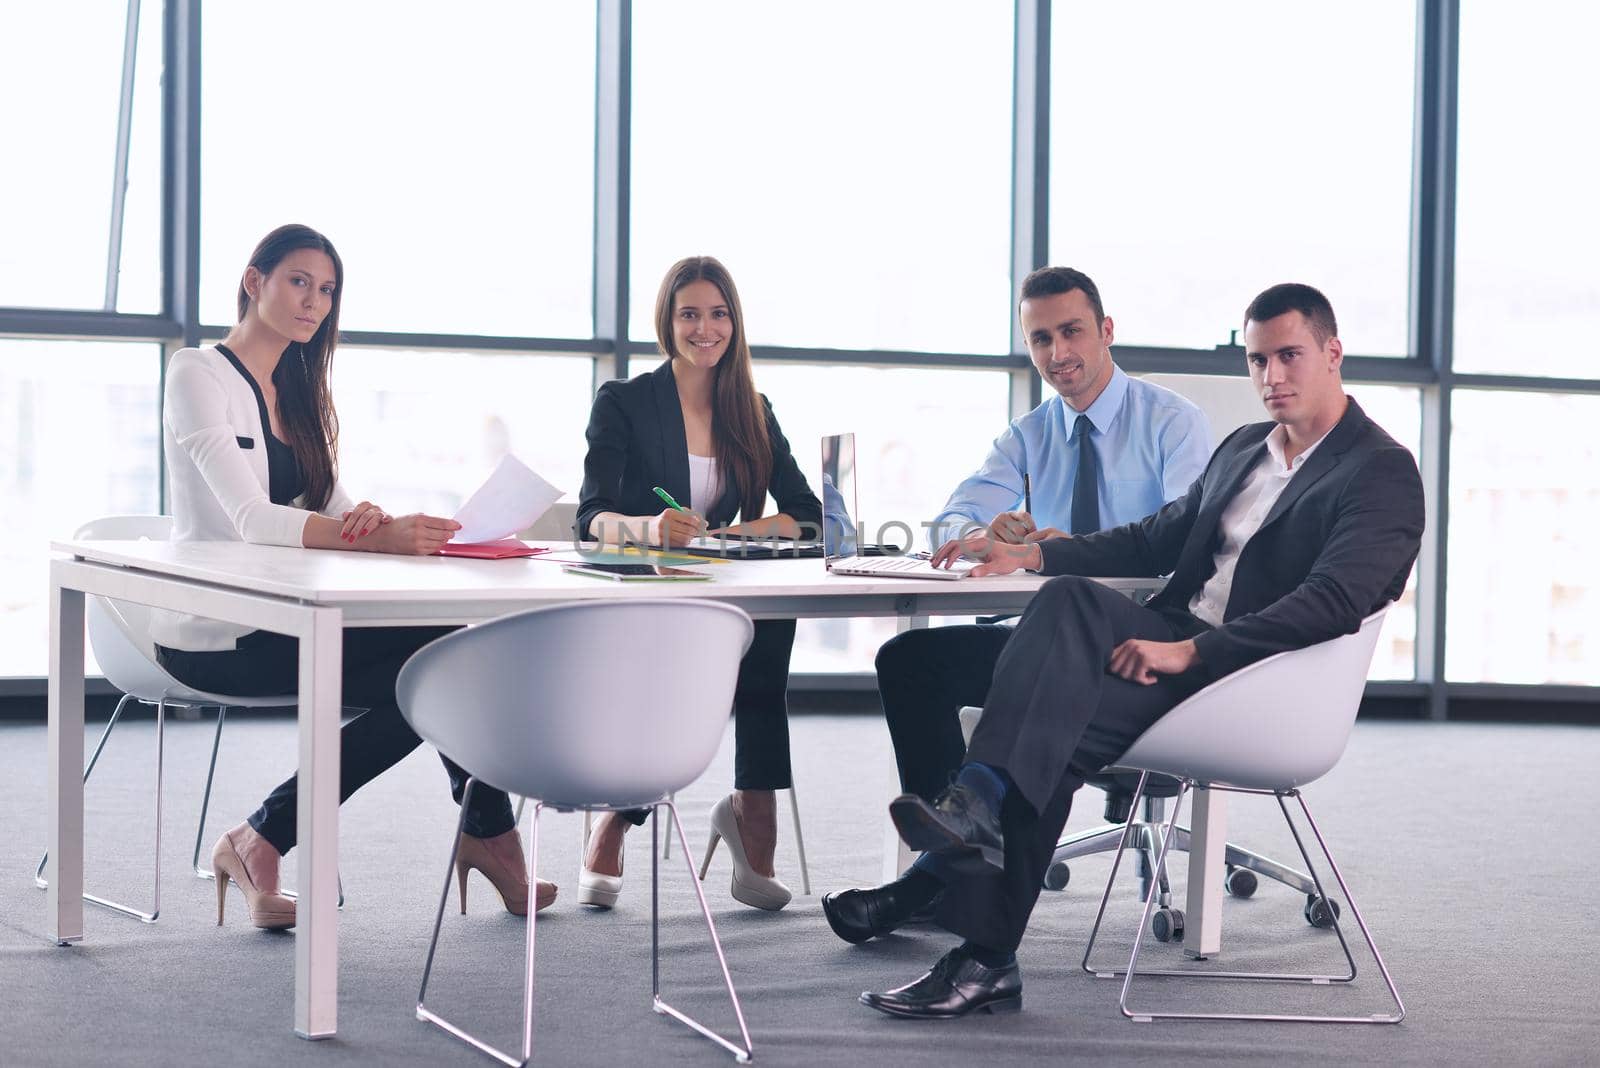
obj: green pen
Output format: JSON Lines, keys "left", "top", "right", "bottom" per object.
{"left": 652, "top": 486, "right": 687, "bottom": 512}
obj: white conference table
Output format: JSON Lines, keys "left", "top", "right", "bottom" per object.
{"left": 48, "top": 538, "right": 1178, "bottom": 1039}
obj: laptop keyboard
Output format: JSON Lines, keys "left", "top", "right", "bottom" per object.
{"left": 869, "top": 556, "right": 941, "bottom": 572}
{"left": 835, "top": 555, "right": 972, "bottom": 577}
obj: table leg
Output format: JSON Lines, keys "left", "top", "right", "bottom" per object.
{"left": 294, "top": 608, "right": 343, "bottom": 1039}
{"left": 880, "top": 615, "right": 929, "bottom": 877}
{"left": 1184, "top": 787, "right": 1226, "bottom": 959}
{"left": 48, "top": 566, "right": 85, "bottom": 946}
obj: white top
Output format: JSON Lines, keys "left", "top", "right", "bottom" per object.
{"left": 156, "top": 344, "right": 353, "bottom": 650}
{"left": 687, "top": 453, "right": 722, "bottom": 514}
{"left": 1188, "top": 423, "right": 1332, "bottom": 628}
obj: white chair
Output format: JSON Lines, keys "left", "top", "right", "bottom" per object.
{"left": 1141, "top": 371, "right": 1265, "bottom": 444}
{"left": 519, "top": 495, "right": 812, "bottom": 894}
{"left": 1079, "top": 608, "right": 1404, "bottom": 1024}
{"left": 35, "top": 515, "right": 311, "bottom": 923}
{"left": 520, "top": 499, "right": 580, "bottom": 542}
{"left": 957, "top": 707, "right": 1312, "bottom": 920}
{"left": 397, "top": 599, "right": 758, "bottom": 1065}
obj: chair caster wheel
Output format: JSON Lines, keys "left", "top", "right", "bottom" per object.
{"left": 1151, "top": 907, "right": 1185, "bottom": 943}
{"left": 1304, "top": 894, "right": 1341, "bottom": 928}
{"left": 1224, "top": 865, "right": 1258, "bottom": 899}
{"left": 1043, "top": 862, "right": 1071, "bottom": 891}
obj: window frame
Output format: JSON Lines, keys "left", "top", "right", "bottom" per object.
{"left": 3, "top": 0, "right": 1597, "bottom": 718}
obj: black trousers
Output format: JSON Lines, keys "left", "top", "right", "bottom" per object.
{"left": 877, "top": 576, "right": 1210, "bottom": 952}
{"left": 732, "top": 618, "right": 797, "bottom": 791}
{"left": 157, "top": 626, "right": 516, "bottom": 855}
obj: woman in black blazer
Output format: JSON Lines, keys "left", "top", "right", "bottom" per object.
{"left": 577, "top": 256, "right": 822, "bottom": 912}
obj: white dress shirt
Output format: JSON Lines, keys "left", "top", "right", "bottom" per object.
{"left": 1188, "top": 423, "right": 1333, "bottom": 628}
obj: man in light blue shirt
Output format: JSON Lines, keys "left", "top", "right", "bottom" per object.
{"left": 929, "top": 267, "right": 1210, "bottom": 547}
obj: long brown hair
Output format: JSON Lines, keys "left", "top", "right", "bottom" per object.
{"left": 236, "top": 224, "right": 343, "bottom": 511}
{"left": 653, "top": 256, "right": 772, "bottom": 520}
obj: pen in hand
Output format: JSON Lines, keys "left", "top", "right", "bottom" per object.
{"left": 1023, "top": 472, "right": 1032, "bottom": 514}
{"left": 651, "top": 485, "right": 706, "bottom": 548}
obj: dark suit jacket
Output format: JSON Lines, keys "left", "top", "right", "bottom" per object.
{"left": 577, "top": 360, "right": 822, "bottom": 540}
{"left": 1037, "top": 396, "right": 1425, "bottom": 678}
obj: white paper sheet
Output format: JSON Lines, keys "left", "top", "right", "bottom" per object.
{"left": 450, "top": 454, "right": 563, "bottom": 544}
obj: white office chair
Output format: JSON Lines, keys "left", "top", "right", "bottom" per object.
{"left": 1140, "top": 372, "right": 1264, "bottom": 444}
{"left": 520, "top": 499, "right": 580, "bottom": 542}
{"left": 957, "top": 706, "right": 1312, "bottom": 921}
{"left": 1080, "top": 608, "right": 1404, "bottom": 1024}
{"left": 36, "top": 515, "right": 335, "bottom": 922}
{"left": 397, "top": 599, "right": 758, "bottom": 1065}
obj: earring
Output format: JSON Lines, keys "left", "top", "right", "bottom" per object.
{"left": 299, "top": 342, "right": 310, "bottom": 376}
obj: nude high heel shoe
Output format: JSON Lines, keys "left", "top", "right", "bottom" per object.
{"left": 455, "top": 830, "right": 557, "bottom": 916}
{"left": 211, "top": 825, "right": 295, "bottom": 930}
{"left": 698, "top": 794, "right": 791, "bottom": 911}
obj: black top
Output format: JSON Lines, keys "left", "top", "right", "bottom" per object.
{"left": 578, "top": 360, "right": 822, "bottom": 540}
{"left": 215, "top": 343, "right": 304, "bottom": 506}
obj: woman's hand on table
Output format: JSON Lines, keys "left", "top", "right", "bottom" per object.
{"left": 339, "top": 501, "right": 391, "bottom": 543}
{"left": 361, "top": 514, "right": 462, "bottom": 555}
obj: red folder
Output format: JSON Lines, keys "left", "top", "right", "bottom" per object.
{"left": 436, "top": 539, "right": 550, "bottom": 560}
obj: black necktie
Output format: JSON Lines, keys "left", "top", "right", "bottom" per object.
{"left": 1071, "top": 414, "right": 1100, "bottom": 535}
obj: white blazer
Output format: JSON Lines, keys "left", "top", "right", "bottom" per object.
{"left": 154, "top": 345, "right": 354, "bottom": 651}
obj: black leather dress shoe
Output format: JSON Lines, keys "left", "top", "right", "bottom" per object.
{"left": 889, "top": 785, "right": 1005, "bottom": 870}
{"left": 859, "top": 944, "right": 1022, "bottom": 1019}
{"left": 822, "top": 885, "right": 944, "bottom": 945}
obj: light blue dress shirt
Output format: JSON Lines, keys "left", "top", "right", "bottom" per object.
{"left": 929, "top": 366, "right": 1212, "bottom": 547}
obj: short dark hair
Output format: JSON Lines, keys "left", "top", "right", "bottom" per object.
{"left": 1243, "top": 283, "right": 1338, "bottom": 347}
{"left": 1019, "top": 266, "right": 1105, "bottom": 325}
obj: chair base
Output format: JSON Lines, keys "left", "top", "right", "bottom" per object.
{"left": 416, "top": 783, "right": 754, "bottom": 1065}
{"left": 1081, "top": 772, "right": 1405, "bottom": 1025}
{"left": 1047, "top": 793, "right": 1317, "bottom": 901}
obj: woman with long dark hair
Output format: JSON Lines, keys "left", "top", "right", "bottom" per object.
{"left": 155, "top": 223, "right": 555, "bottom": 928}
{"left": 576, "top": 255, "right": 821, "bottom": 912}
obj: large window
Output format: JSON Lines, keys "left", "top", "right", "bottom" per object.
{"left": 752, "top": 362, "right": 1011, "bottom": 672}
{"left": 629, "top": 1, "right": 1014, "bottom": 355}
{"left": 1454, "top": 3, "right": 1600, "bottom": 379}
{"left": 200, "top": 3, "right": 596, "bottom": 338}
{"left": 332, "top": 349, "right": 593, "bottom": 517}
{"left": 2, "top": 3, "right": 1594, "bottom": 714}
{"left": 0, "top": 3, "right": 162, "bottom": 313}
{"left": 1345, "top": 384, "right": 1422, "bottom": 681}
{"left": 1447, "top": 391, "right": 1599, "bottom": 684}
{"left": 0, "top": 341, "right": 160, "bottom": 677}
{"left": 1048, "top": 1, "right": 1415, "bottom": 356}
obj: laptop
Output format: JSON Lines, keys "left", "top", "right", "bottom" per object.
{"left": 822, "top": 433, "right": 972, "bottom": 581}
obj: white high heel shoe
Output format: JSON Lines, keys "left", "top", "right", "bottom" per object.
{"left": 578, "top": 816, "right": 624, "bottom": 909}
{"left": 698, "top": 794, "right": 791, "bottom": 911}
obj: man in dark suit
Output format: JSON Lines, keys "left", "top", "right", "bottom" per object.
{"left": 826, "top": 283, "right": 1426, "bottom": 1019}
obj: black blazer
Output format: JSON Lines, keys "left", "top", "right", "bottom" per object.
{"left": 577, "top": 360, "right": 823, "bottom": 540}
{"left": 1037, "top": 396, "right": 1425, "bottom": 678}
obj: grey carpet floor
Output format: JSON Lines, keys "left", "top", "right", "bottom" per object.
{"left": 1, "top": 714, "right": 1595, "bottom": 1067}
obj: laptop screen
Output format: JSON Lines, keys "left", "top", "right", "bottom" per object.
{"left": 820, "top": 433, "right": 859, "bottom": 561}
